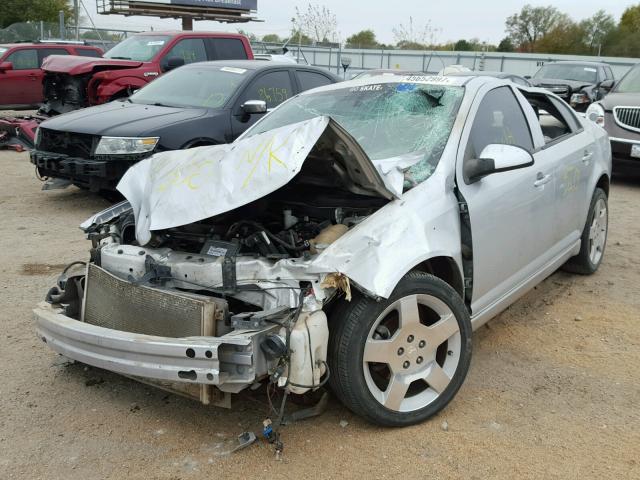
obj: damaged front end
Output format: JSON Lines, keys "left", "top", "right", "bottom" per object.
{"left": 34, "top": 116, "right": 394, "bottom": 406}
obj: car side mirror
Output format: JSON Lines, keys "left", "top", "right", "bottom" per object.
{"left": 599, "top": 79, "right": 615, "bottom": 92}
{"left": 466, "top": 144, "right": 534, "bottom": 184}
{"left": 0, "top": 62, "right": 13, "bottom": 72}
{"left": 162, "top": 57, "right": 185, "bottom": 72}
{"left": 241, "top": 100, "right": 267, "bottom": 115}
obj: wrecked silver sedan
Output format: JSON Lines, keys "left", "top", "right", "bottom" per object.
{"left": 34, "top": 75, "right": 612, "bottom": 427}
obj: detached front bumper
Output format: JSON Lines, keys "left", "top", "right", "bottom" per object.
{"left": 34, "top": 302, "right": 277, "bottom": 392}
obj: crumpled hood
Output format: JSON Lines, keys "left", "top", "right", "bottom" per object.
{"left": 42, "top": 55, "right": 143, "bottom": 75}
{"left": 39, "top": 101, "right": 208, "bottom": 137}
{"left": 117, "top": 116, "right": 414, "bottom": 245}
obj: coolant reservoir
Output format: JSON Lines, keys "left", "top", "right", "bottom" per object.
{"left": 284, "top": 310, "right": 329, "bottom": 395}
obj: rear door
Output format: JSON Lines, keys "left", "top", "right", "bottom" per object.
{"left": 522, "top": 92, "right": 594, "bottom": 246}
{"left": 2, "top": 48, "right": 41, "bottom": 106}
{"left": 456, "top": 85, "right": 558, "bottom": 315}
{"left": 230, "top": 69, "right": 295, "bottom": 138}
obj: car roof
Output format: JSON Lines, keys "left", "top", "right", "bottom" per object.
{"left": 133, "top": 31, "right": 248, "bottom": 39}
{"left": 181, "top": 60, "right": 336, "bottom": 74}
{"left": 543, "top": 60, "right": 609, "bottom": 67}
{"left": 0, "top": 42, "right": 97, "bottom": 48}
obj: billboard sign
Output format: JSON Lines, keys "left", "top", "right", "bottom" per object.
{"left": 137, "top": 0, "right": 257, "bottom": 10}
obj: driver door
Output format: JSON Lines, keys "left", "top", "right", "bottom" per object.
{"left": 230, "top": 69, "right": 295, "bottom": 138}
{"left": 456, "top": 86, "right": 557, "bottom": 316}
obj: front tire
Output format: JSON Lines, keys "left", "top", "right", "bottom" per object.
{"left": 563, "top": 187, "right": 608, "bottom": 275}
{"left": 328, "top": 272, "right": 472, "bottom": 427}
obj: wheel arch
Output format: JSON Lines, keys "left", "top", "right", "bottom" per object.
{"left": 410, "top": 256, "right": 465, "bottom": 298}
{"left": 596, "top": 173, "right": 610, "bottom": 197}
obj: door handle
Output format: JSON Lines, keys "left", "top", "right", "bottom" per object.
{"left": 534, "top": 173, "right": 552, "bottom": 187}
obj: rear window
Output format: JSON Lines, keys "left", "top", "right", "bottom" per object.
{"left": 210, "top": 38, "right": 248, "bottom": 60}
{"left": 0, "top": 47, "right": 8, "bottom": 58}
{"left": 76, "top": 48, "right": 102, "bottom": 58}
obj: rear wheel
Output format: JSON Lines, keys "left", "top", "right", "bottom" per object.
{"left": 328, "top": 272, "right": 472, "bottom": 427}
{"left": 563, "top": 188, "right": 608, "bottom": 275}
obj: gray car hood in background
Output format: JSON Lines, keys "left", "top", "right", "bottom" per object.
{"left": 600, "top": 92, "right": 640, "bottom": 110}
{"left": 40, "top": 101, "right": 209, "bottom": 137}
{"left": 118, "top": 116, "right": 406, "bottom": 245}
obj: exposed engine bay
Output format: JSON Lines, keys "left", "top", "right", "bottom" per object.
{"left": 42, "top": 73, "right": 91, "bottom": 115}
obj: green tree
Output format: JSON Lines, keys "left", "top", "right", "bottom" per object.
{"left": 580, "top": 10, "right": 616, "bottom": 54}
{"left": 537, "top": 17, "right": 588, "bottom": 54}
{"left": 286, "top": 29, "right": 314, "bottom": 46}
{"left": 454, "top": 39, "right": 473, "bottom": 51}
{"left": 505, "top": 4, "right": 568, "bottom": 52}
{"left": 345, "top": 30, "right": 379, "bottom": 49}
{"left": 620, "top": 4, "right": 640, "bottom": 32}
{"left": 0, "top": 0, "right": 73, "bottom": 29}
{"left": 261, "top": 33, "right": 281, "bottom": 43}
{"left": 497, "top": 37, "right": 515, "bottom": 52}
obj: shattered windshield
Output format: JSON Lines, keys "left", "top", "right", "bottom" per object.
{"left": 246, "top": 82, "right": 464, "bottom": 188}
{"left": 534, "top": 64, "right": 598, "bottom": 83}
{"left": 104, "top": 35, "right": 170, "bottom": 61}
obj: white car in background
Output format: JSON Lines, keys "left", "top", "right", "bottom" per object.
{"left": 35, "top": 75, "right": 611, "bottom": 427}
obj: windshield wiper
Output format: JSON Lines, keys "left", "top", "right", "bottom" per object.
{"left": 109, "top": 56, "right": 132, "bottom": 60}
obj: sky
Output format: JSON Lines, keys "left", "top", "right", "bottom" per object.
{"left": 87, "top": 0, "right": 635, "bottom": 44}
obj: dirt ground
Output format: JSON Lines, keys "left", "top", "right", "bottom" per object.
{"left": 0, "top": 150, "right": 638, "bottom": 480}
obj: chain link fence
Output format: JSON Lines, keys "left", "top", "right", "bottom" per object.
{"left": 0, "top": 22, "right": 140, "bottom": 52}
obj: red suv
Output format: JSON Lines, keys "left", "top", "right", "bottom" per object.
{"left": 0, "top": 42, "right": 103, "bottom": 109}
{"left": 41, "top": 31, "right": 253, "bottom": 114}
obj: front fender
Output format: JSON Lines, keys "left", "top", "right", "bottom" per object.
{"left": 309, "top": 173, "right": 464, "bottom": 299}
{"left": 94, "top": 77, "right": 149, "bottom": 103}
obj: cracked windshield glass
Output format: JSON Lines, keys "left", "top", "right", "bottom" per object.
{"left": 246, "top": 82, "right": 464, "bottom": 190}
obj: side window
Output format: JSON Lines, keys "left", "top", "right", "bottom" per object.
{"left": 297, "top": 70, "right": 333, "bottom": 91}
{"left": 164, "top": 38, "right": 206, "bottom": 65}
{"left": 75, "top": 48, "right": 102, "bottom": 58}
{"left": 38, "top": 48, "right": 69, "bottom": 65}
{"left": 208, "top": 38, "right": 248, "bottom": 60}
{"left": 240, "top": 71, "right": 293, "bottom": 109}
{"left": 465, "top": 86, "right": 533, "bottom": 160}
{"left": 520, "top": 91, "right": 576, "bottom": 144}
{"left": 6, "top": 49, "right": 38, "bottom": 69}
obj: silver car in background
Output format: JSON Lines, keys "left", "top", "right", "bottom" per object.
{"left": 34, "top": 75, "right": 611, "bottom": 427}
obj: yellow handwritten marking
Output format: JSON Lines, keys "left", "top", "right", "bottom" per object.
{"left": 241, "top": 133, "right": 293, "bottom": 188}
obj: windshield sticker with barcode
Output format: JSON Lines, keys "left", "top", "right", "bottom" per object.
{"left": 146, "top": 41, "right": 165, "bottom": 46}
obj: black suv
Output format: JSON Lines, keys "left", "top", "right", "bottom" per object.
{"left": 529, "top": 61, "right": 615, "bottom": 112}
{"left": 31, "top": 60, "right": 339, "bottom": 193}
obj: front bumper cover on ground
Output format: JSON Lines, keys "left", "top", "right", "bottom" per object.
{"left": 33, "top": 302, "right": 278, "bottom": 392}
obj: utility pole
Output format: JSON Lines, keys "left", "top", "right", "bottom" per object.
{"left": 182, "top": 17, "right": 193, "bottom": 30}
{"left": 59, "top": 10, "right": 65, "bottom": 40}
{"left": 74, "top": 0, "right": 80, "bottom": 40}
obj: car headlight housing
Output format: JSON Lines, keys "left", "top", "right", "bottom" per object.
{"left": 585, "top": 103, "right": 605, "bottom": 127}
{"left": 570, "top": 92, "right": 590, "bottom": 106}
{"left": 95, "top": 136, "right": 159, "bottom": 155}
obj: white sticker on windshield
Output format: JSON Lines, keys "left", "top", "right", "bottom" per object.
{"left": 401, "top": 75, "right": 457, "bottom": 85}
{"left": 584, "top": 68, "right": 597, "bottom": 72}
{"left": 221, "top": 67, "right": 247, "bottom": 75}
{"left": 147, "top": 41, "right": 165, "bottom": 46}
